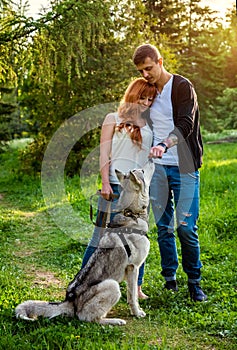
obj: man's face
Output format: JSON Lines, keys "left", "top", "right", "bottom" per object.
{"left": 136, "top": 57, "right": 162, "bottom": 85}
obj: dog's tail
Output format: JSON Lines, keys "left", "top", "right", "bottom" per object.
{"left": 15, "top": 300, "right": 74, "bottom": 321}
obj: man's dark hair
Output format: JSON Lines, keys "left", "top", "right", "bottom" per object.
{"left": 133, "top": 44, "right": 161, "bottom": 65}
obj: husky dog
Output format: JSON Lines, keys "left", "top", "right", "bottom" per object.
{"left": 15, "top": 161, "right": 154, "bottom": 326}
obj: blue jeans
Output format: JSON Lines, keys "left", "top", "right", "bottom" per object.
{"left": 150, "top": 164, "right": 203, "bottom": 284}
{"left": 82, "top": 184, "right": 145, "bottom": 286}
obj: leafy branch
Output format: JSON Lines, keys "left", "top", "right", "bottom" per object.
{"left": 0, "top": 1, "right": 75, "bottom": 44}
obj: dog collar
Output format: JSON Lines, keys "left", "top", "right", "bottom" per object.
{"left": 106, "top": 226, "right": 148, "bottom": 236}
{"left": 120, "top": 227, "right": 148, "bottom": 236}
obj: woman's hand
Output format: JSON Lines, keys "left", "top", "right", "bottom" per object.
{"left": 101, "top": 183, "right": 113, "bottom": 200}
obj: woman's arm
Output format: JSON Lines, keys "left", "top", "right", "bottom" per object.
{"left": 100, "top": 113, "right": 116, "bottom": 200}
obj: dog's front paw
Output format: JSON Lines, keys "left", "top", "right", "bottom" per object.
{"left": 130, "top": 307, "right": 146, "bottom": 318}
{"left": 136, "top": 309, "right": 146, "bottom": 318}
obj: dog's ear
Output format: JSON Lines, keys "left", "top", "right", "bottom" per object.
{"left": 115, "top": 169, "right": 125, "bottom": 184}
{"left": 129, "top": 171, "right": 143, "bottom": 188}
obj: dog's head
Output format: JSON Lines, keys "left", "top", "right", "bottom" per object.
{"left": 115, "top": 160, "right": 154, "bottom": 214}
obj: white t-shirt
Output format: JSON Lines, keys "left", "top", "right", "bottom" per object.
{"left": 150, "top": 75, "right": 179, "bottom": 166}
{"left": 109, "top": 114, "right": 153, "bottom": 184}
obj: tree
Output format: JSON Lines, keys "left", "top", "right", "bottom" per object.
{"left": 2, "top": 0, "right": 235, "bottom": 170}
{"left": 171, "top": 1, "right": 229, "bottom": 129}
{"left": 0, "top": 0, "right": 31, "bottom": 141}
{"left": 19, "top": 0, "right": 120, "bottom": 173}
{"left": 142, "top": 0, "right": 187, "bottom": 50}
{"left": 216, "top": 88, "right": 237, "bottom": 129}
{"left": 225, "top": 7, "right": 237, "bottom": 88}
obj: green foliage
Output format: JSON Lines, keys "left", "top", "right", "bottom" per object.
{"left": 143, "top": 0, "right": 188, "bottom": 49}
{"left": 1, "top": 0, "right": 237, "bottom": 168}
{"left": 215, "top": 88, "right": 237, "bottom": 129}
{"left": 0, "top": 139, "right": 237, "bottom": 349}
{"left": 225, "top": 8, "right": 237, "bottom": 88}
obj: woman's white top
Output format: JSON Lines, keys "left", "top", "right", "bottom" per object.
{"left": 109, "top": 113, "right": 153, "bottom": 184}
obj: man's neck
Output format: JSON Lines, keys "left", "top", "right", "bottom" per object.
{"left": 155, "top": 70, "right": 172, "bottom": 93}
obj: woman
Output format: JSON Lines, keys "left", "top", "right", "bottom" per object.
{"left": 82, "top": 77, "right": 157, "bottom": 299}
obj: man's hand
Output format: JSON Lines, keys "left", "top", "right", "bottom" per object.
{"left": 149, "top": 143, "right": 168, "bottom": 159}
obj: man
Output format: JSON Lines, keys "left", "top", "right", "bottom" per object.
{"left": 133, "top": 43, "right": 207, "bottom": 301}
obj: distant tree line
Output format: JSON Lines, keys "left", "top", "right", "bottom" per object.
{"left": 0, "top": 0, "right": 236, "bottom": 173}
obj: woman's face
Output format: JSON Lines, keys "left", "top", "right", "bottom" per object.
{"left": 138, "top": 94, "right": 154, "bottom": 113}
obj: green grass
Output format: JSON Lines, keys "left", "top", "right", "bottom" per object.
{"left": 201, "top": 128, "right": 237, "bottom": 143}
{"left": 0, "top": 140, "right": 237, "bottom": 349}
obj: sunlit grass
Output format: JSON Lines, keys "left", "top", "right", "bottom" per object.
{"left": 0, "top": 140, "right": 236, "bottom": 349}
{"left": 207, "top": 158, "right": 237, "bottom": 167}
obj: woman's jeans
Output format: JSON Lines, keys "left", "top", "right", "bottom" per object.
{"left": 150, "top": 164, "right": 203, "bottom": 284}
{"left": 81, "top": 184, "right": 145, "bottom": 286}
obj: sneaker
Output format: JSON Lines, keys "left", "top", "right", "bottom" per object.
{"left": 188, "top": 283, "right": 207, "bottom": 302}
{"left": 164, "top": 280, "right": 178, "bottom": 292}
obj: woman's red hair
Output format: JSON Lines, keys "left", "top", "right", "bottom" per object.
{"left": 116, "top": 78, "right": 157, "bottom": 147}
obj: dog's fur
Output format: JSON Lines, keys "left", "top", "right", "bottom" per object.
{"left": 15, "top": 161, "right": 154, "bottom": 326}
